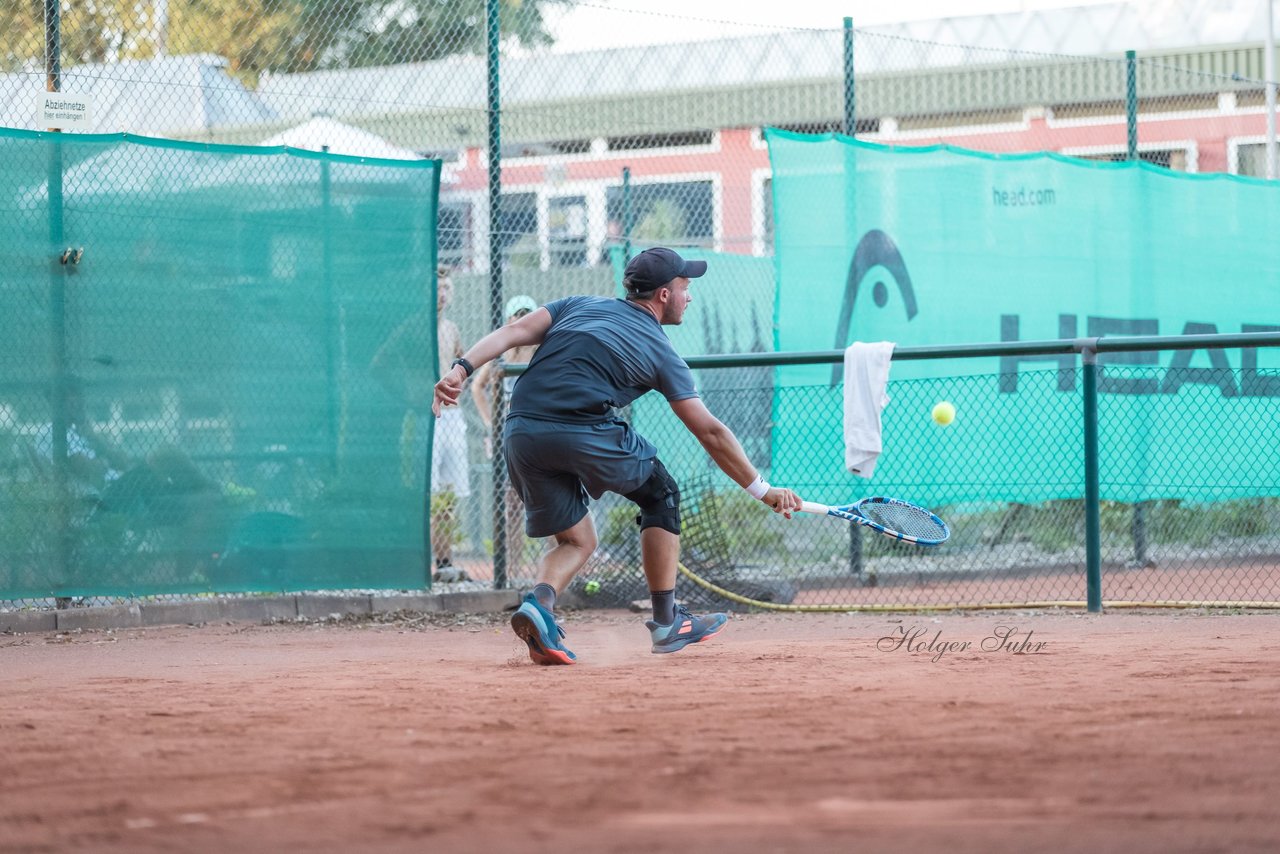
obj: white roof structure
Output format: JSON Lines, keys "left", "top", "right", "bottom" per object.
{"left": 870, "top": 0, "right": 1270, "bottom": 57}
{"left": 261, "top": 115, "right": 423, "bottom": 160}
{"left": 0, "top": 54, "right": 276, "bottom": 135}
{"left": 254, "top": 0, "right": 1277, "bottom": 125}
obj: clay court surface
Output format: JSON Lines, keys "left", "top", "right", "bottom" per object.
{"left": 3, "top": 609, "right": 1279, "bottom": 853}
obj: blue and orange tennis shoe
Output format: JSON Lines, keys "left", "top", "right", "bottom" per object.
{"left": 510, "top": 593, "right": 576, "bottom": 666}
{"left": 645, "top": 604, "right": 729, "bottom": 654}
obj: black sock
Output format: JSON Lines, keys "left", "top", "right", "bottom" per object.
{"left": 532, "top": 583, "right": 557, "bottom": 611}
{"left": 650, "top": 589, "right": 675, "bottom": 625}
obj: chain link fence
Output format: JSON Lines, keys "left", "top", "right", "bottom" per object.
{"left": 3, "top": 2, "right": 1280, "bottom": 611}
{"left": 570, "top": 358, "right": 1280, "bottom": 611}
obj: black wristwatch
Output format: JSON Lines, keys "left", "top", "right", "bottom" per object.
{"left": 450, "top": 357, "right": 475, "bottom": 378}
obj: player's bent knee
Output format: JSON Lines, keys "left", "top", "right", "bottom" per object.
{"left": 623, "top": 460, "right": 681, "bottom": 536}
{"left": 554, "top": 513, "right": 598, "bottom": 553}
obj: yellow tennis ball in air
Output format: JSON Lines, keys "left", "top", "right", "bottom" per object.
{"left": 931, "top": 401, "right": 956, "bottom": 426}
{"left": 584, "top": 580, "right": 601, "bottom": 595}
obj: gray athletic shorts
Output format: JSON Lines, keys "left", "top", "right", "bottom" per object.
{"left": 504, "top": 415, "right": 657, "bottom": 538}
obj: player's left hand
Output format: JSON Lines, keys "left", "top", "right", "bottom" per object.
{"left": 432, "top": 366, "right": 465, "bottom": 416}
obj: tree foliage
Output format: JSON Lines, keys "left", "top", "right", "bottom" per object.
{"left": 4, "top": 0, "right": 570, "bottom": 76}
{"left": 4, "top": 0, "right": 167, "bottom": 69}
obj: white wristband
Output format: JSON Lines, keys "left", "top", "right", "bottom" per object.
{"left": 744, "top": 476, "right": 770, "bottom": 500}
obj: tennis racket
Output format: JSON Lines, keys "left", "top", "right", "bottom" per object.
{"left": 800, "top": 496, "right": 950, "bottom": 546}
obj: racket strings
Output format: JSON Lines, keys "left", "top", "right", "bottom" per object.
{"left": 859, "top": 502, "right": 947, "bottom": 540}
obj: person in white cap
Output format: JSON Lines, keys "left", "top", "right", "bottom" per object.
{"left": 371, "top": 265, "right": 470, "bottom": 582}
{"left": 471, "top": 294, "right": 541, "bottom": 573}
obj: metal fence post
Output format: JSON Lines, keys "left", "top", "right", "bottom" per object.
{"left": 842, "top": 16, "right": 864, "bottom": 580}
{"left": 1266, "top": 0, "right": 1277, "bottom": 180}
{"left": 48, "top": 141, "right": 70, "bottom": 606}
{"left": 1082, "top": 343, "right": 1103, "bottom": 612}
{"left": 44, "top": 0, "right": 60, "bottom": 96}
{"left": 843, "top": 17, "right": 856, "bottom": 137}
{"left": 1131, "top": 503, "right": 1149, "bottom": 566}
{"left": 45, "top": 0, "right": 73, "bottom": 606}
{"left": 1125, "top": 49, "right": 1138, "bottom": 160}
{"left": 320, "top": 147, "right": 340, "bottom": 476}
{"left": 486, "top": 0, "right": 508, "bottom": 590}
{"left": 1123, "top": 47, "right": 1153, "bottom": 568}
{"left": 622, "top": 166, "right": 632, "bottom": 263}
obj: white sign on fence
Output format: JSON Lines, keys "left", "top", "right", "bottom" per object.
{"left": 36, "top": 92, "right": 93, "bottom": 130}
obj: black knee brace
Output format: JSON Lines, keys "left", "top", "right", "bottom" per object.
{"left": 623, "top": 459, "right": 681, "bottom": 536}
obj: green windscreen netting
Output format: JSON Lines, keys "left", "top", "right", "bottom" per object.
{"left": 1, "top": 129, "right": 441, "bottom": 599}
{"left": 766, "top": 129, "right": 1280, "bottom": 507}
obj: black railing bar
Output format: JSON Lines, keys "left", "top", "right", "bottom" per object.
{"left": 501, "top": 331, "right": 1280, "bottom": 375}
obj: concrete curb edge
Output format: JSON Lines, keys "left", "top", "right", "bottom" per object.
{"left": 1, "top": 589, "right": 522, "bottom": 635}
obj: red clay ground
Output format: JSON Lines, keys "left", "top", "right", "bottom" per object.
{"left": 2, "top": 609, "right": 1279, "bottom": 853}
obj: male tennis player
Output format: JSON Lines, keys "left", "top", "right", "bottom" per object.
{"left": 433, "top": 247, "right": 802, "bottom": 665}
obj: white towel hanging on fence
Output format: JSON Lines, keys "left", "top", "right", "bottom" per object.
{"left": 844, "top": 341, "right": 895, "bottom": 478}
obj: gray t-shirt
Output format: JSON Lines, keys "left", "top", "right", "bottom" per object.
{"left": 508, "top": 296, "right": 698, "bottom": 424}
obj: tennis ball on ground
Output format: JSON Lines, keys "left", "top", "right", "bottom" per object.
{"left": 931, "top": 401, "right": 956, "bottom": 426}
{"left": 584, "top": 580, "right": 601, "bottom": 595}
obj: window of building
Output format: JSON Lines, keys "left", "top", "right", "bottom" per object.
{"left": 548, "top": 195, "right": 589, "bottom": 268}
{"left": 1138, "top": 94, "right": 1220, "bottom": 115}
{"left": 501, "top": 139, "right": 593, "bottom": 160}
{"left": 895, "top": 109, "right": 1024, "bottom": 132}
{"left": 1051, "top": 95, "right": 1218, "bottom": 123}
{"left": 771, "top": 118, "right": 880, "bottom": 136}
{"left": 762, "top": 176, "right": 774, "bottom": 255}
{"left": 1051, "top": 101, "right": 1126, "bottom": 121}
{"left": 606, "top": 130, "right": 715, "bottom": 152}
{"left": 500, "top": 192, "right": 539, "bottom": 268}
{"left": 605, "top": 180, "right": 715, "bottom": 248}
{"left": 1236, "top": 90, "right": 1271, "bottom": 108}
{"left": 437, "top": 200, "right": 472, "bottom": 270}
{"left": 1234, "top": 142, "right": 1277, "bottom": 178}
{"left": 1074, "top": 148, "right": 1191, "bottom": 171}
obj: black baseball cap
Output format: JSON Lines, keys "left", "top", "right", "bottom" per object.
{"left": 623, "top": 247, "right": 708, "bottom": 293}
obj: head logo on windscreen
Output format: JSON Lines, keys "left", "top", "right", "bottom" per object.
{"left": 830, "top": 229, "right": 917, "bottom": 385}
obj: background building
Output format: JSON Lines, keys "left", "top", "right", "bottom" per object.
{"left": 6, "top": 1, "right": 1277, "bottom": 275}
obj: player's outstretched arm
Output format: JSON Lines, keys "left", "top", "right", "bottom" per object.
{"left": 668, "top": 397, "right": 802, "bottom": 516}
{"left": 433, "top": 308, "right": 551, "bottom": 416}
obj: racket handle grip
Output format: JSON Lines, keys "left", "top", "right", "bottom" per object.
{"left": 799, "top": 501, "right": 830, "bottom": 515}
